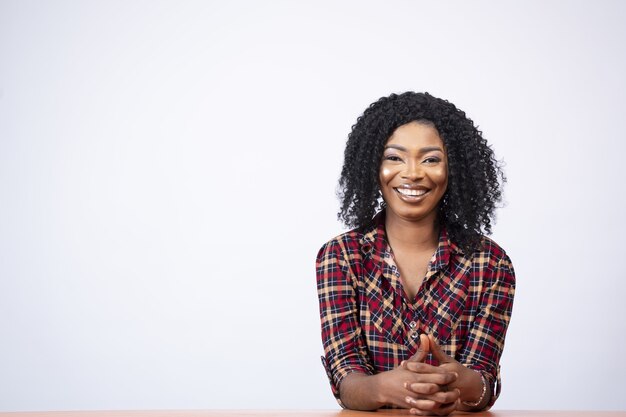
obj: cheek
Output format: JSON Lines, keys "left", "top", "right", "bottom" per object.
{"left": 435, "top": 165, "right": 448, "bottom": 186}
{"left": 380, "top": 167, "right": 393, "bottom": 182}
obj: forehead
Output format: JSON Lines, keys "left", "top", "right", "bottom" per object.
{"left": 386, "top": 121, "right": 444, "bottom": 149}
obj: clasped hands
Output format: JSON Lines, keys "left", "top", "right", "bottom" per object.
{"left": 386, "top": 334, "right": 475, "bottom": 415}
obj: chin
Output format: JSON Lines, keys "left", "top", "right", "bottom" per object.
{"left": 394, "top": 210, "right": 438, "bottom": 224}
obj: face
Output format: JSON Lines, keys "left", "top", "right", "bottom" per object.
{"left": 379, "top": 121, "right": 448, "bottom": 224}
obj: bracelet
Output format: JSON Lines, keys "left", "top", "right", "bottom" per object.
{"left": 461, "top": 371, "right": 487, "bottom": 407}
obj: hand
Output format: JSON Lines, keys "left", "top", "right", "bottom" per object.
{"left": 401, "top": 331, "right": 430, "bottom": 366}
{"left": 402, "top": 363, "right": 461, "bottom": 415}
{"left": 400, "top": 334, "right": 460, "bottom": 415}
{"left": 405, "top": 334, "right": 486, "bottom": 411}
{"left": 368, "top": 334, "right": 457, "bottom": 410}
{"left": 338, "top": 334, "right": 465, "bottom": 412}
{"left": 373, "top": 364, "right": 457, "bottom": 410}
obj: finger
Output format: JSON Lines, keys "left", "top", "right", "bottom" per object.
{"left": 422, "top": 388, "right": 461, "bottom": 405}
{"left": 406, "top": 398, "right": 437, "bottom": 412}
{"left": 419, "top": 333, "right": 430, "bottom": 355}
{"left": 431, "top": 398, "right": 459, "bottom": 416}
{"left": 428, "top": 334, "right": 452, "bottom": 364}
{"left": 408, "top": 396, "right": 458, "bottom": 416}
{"left": 406, "top": 371, "right": 458, "bottom": 386}
{"left": 401, "top": 334, "right": 430, "bottom": 368}
{"left": 404, "top": 382, "right": 440, "bottom": 395}
{"left": 409, "top": 405, "right": 455, "bottom": 417}
{"left": 405, "top": 361, "right": 457, "bottom": 376}
{"left": 409, "top": 334, "right": 431, "bottom": 364}
{"left": 406, "top": 382, "right": 461, "bottom": 402}
{"left": 437, "top": 397, "right": 460, "bottom": 415}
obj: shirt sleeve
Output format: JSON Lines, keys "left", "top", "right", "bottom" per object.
{"left": 316, "top": 239, "right": 374, "bottom": 402}
{"left": 456, "top": 253, "right": 516, "bottom": 409}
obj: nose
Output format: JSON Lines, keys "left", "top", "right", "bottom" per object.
{"left": 401, "top": 159, "right": 424, "bottom": 181}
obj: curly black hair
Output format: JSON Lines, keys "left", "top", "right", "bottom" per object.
{"left": 338, "top": 92, "right": 505, "bottom": 254}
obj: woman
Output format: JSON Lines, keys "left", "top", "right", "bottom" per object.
{"left": 316, "top": 92, "right": 515, "bottom": 415}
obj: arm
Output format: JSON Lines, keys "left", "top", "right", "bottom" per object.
{"left": 340, "top": 340, "right": 459, "bottom": 411}
{"left": 316, "top": 240, "right": 374, "bottom": 405}
{"left": 405, "top": 335, "right": 491, "bottom": 412}
{"left": 316, "top": 241, "right": 458, "bottom": 410}
{"left": 404, "top": 255, "right": 516, "bottom": 412}
{"left": 455, "top": 255, "right": 516, "bottom": 409}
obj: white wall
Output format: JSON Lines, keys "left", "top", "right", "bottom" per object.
{"left": 1, "top": 0, "right": 625, "bottom": 411}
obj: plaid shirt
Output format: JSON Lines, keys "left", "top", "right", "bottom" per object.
{"left": 316, "top": 212, "right": 515, "bottom": 407}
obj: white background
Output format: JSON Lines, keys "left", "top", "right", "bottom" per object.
{"left": 1, "top": 0, "right": 625, "bottom": 412}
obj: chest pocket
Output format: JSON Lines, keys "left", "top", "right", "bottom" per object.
{"left": 359, "top": 267, "right": 405, "bottom": 345}
{"left": 420, "top": 266, "right": 470, "bottom": 345}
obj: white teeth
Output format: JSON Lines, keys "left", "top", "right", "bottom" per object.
{"left": 396, "top": 188, "right": 427, "bottom": 196}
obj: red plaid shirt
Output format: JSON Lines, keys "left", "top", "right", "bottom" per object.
{"left": 316, "top": 212, "right": 515, "bottom": 407}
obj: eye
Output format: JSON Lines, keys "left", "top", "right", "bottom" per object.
{"left": 383, "top": 155, "right": 403, "bottom": 162}
{"left": 423, "top": 156, "right": 441, "bottom": 164}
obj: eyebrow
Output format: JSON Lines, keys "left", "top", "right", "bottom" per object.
{"left": 384, "top": 145, "right": 444, "bottom": 153}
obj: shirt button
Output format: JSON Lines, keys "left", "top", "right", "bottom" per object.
{"left": 409, "top": 321, "right": 416, "bottom": 329}
{"left": 410, "top": 332, "right": 419, "bottom": 340}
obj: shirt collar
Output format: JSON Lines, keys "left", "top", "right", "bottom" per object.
{"left": 432, "top": 227, "right": 463, "bottom": 271}
{"left": 359, "top": 210, "right": 463, "bottom": 271}
{"left": 358, "top": 211, "right": 386, "bottom": 259}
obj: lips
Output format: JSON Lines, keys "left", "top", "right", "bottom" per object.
{"left": 393, "top": 185, "right": 430, "bottom": 202}
{"left": 395, "top": 188, "right": 427, "bottom": 197}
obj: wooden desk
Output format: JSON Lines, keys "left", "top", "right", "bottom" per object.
{"left": 0, "top": 410, "right": 624, "bottom": 417}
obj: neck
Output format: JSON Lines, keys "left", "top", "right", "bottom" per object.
{"left": 384, "top": 210, "right": 440, "bottom": 251}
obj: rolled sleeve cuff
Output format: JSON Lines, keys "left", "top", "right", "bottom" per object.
{"left": 463, "top": 362, "right": 500, "bottom": 410}
{"left": 478, "top": 369, "right": 499, "bottom": 410}
{"left": 321, "top": 355, "right": 373, "bottom": 407}
{"left": 488, "top": 365, "right": 501, "bottom": 408}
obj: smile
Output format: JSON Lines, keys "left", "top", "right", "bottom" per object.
{"left": 395, "top": 188, "right": 428, "bottom": 197}
{"left": 393, "top": 187, "right": 431, "bottom": 203}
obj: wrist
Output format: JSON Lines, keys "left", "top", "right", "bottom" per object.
{"left": 370, "top": 372, "right": 390, "bottom": 408}
{"left": 460, "top": 370, "right": 488, "bottom": 408}
{"left": 339, "top": 372, "right": 387, "bottom": 410}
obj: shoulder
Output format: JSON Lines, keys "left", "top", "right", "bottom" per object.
{"left": 446, "top": 230, "right": 512, "bottom": 267}
{"left": 317, "top": 212, "right": 385, "bottom": 260}
{"left": 475, "top": 236, "right": 511, "bottom": 262}
{"left": 315, "top": 226, "right": 373, "bottom": 287}
{"left": 316, "top": 226, "right": 368, "bottom": 263}
{"left": 469, "top": 236, "right": 516, "bottom": 284}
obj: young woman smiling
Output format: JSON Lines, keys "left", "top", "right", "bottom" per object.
{"left": 316, "top": 92, "right": 515, "bottom": 415}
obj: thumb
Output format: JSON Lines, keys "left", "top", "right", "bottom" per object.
{"left": 428, "top": 334, "right": 452, "bottom": 364}
{"left": 403, "top": 333, "right": 430, "bottom": 367}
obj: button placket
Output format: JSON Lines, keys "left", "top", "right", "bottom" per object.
{"left": 408, "top": 320, "right": 419, "bottom": 340}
